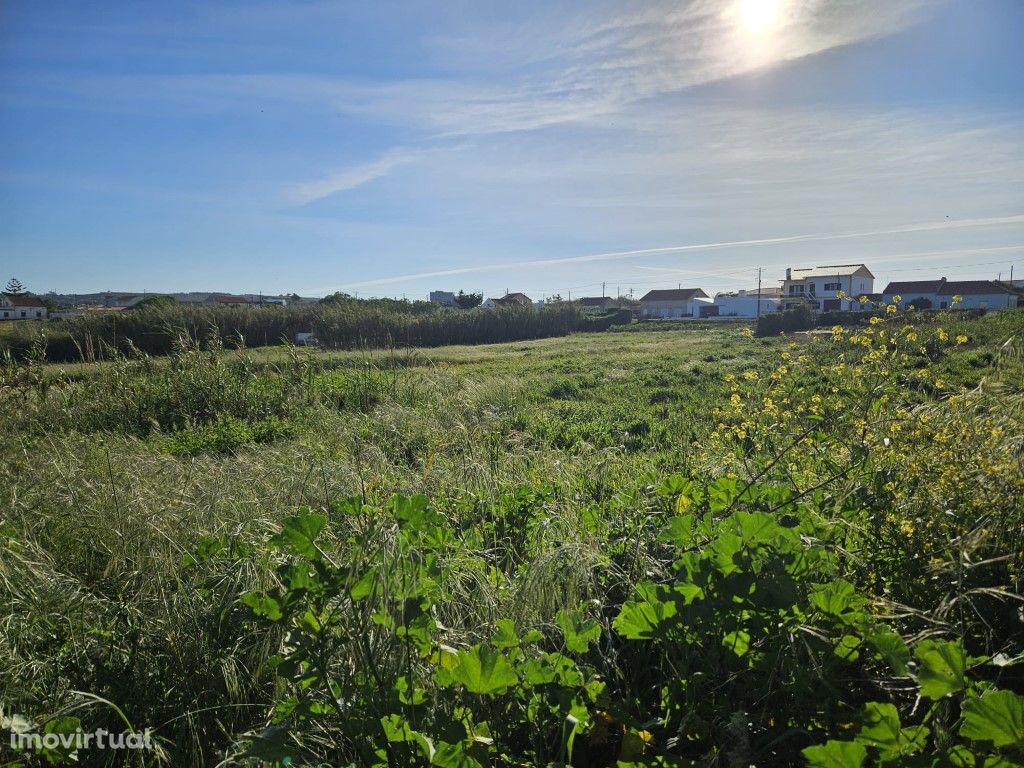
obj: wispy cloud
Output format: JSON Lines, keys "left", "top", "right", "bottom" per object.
{"left": 320, "top": 213, "right": 1024, "bottom": 292}
{"left": 286, "top": 148, "right": 420, "bottom": 204}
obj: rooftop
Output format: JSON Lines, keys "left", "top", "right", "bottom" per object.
{"left": 639, "top": 288, "right": 710, "bottom": 301}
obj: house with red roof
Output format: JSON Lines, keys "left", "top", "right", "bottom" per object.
{"left": 638, "top": 288, "right": 711, "bottom": 319}
{"left": 0, "top": 293, "right": 47, "bottom": 320}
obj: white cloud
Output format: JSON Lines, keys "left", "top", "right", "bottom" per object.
{"left": 286, "top": 149, "right": 420, "bottom": 204}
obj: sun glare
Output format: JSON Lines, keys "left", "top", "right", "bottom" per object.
{"left": 737, "top": 0, "right": 781, "bottom": 35}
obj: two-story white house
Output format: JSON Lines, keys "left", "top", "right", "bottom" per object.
{"left": 780, "top": 265, "right": 875, "bottom": 312}
{"left": 0, "top": 293, "right": 48, "bottom": 320}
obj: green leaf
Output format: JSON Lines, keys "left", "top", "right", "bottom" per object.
{"left": 659, "top": 514, "right": 695, "bottom": 546}
{"left": 450, "top": 644, "right": 517, "bottom": 695}
{"left": 240, "top": 592, "right": 283, "bottom": 621}
{"left": 614, "top": 582, "right": 678, "bottom": 639}
{"left": 734, "top": 510, "right": 781, "bottom": 545}
{"left": 491, "top": 619, "right": 520, "bottom": 649}
{"left": 556, "top": 608, "right": 601, "bottom": 654}
{"left": 381, "top": 714, "right": 434, "bottom": 758}
{"left": 723, "top": 630, "right": 751, "bottom": 657}
{"left": 856, "top": 702, "right": 928, "bottom": 758}
{"left": 868, "top": 629, "right": 910, "bottom": 675}
{"left": 432, "top": 740, "right": 482, "bottom": 768}
{"left": 271, "top": 511, "right": 327, "bottom": 558}
{"left": 349, "top": 568, "right": 376, "bottom": 600}
{"left": 915, "top": 640, "right": 967, "bottom": 699}
{"left": 810, "top": 580, "right": 867, "bottom": 621}
{"left": 961, "top": 689, "right": 1024, "bottom": 747}
{"left": 802, "top": 740, "right": 867, "bottom": 768}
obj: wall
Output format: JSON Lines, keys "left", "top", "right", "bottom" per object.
{"left": 714, "top": 295, "right": 781, "bottom": 317}
{"left": 640, "top": 300, "right": 693, "bottom": 319}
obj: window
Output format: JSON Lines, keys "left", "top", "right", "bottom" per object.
{"left": 789, "top": 284, "right": 805, "bottom": 295}
{"left": 823, "top": 282, "right": 842, "bottom": 291}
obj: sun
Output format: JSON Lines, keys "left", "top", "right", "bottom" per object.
{"left": 736, "top": 0, "right": 782, "bottom": 35}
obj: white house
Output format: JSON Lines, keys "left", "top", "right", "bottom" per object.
{"left": 780, "top": 265, "right": 875, "bottom": 312}
{"left": 639, "top": 288, "right": 711, "bottom": 319}
{"left": 576, "top": 296, "right": 618, "bottom": 313}
{"left": 0, "top": 293, "right": 48, "bottom": 320}
{"left": 713, "top": 290, "right": 782, "bottom": 318}
{"left": 883, "top": 279, "right": 1024, "bottom": 311}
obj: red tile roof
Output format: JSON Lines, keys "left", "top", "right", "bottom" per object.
{"left": 2, "top": 293, "right": 45, "bottom": 307}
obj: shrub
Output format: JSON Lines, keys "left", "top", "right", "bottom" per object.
{"left": 753, "top": 304, "right": 815, "bottom": 336}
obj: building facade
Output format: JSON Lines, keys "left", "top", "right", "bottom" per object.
{"left": 780, "top": 265, "right": 874, "bottom": 312}
{"left": 638, "top": 288, "right": 711, "bottom": 319}
{"left": 0, "top": 293, "right": 48, "bottom": 320}
{"left": 713, "top": 290, "right": 782, "bottom": 318}
{"left": 883, "top": 279, "right": 1024, "bottom": 311}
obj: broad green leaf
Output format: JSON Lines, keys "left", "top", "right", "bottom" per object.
{"left": 734, "top": 510, "right": 780, "bottom": 545}
{"left": 809, "top": 580, "right": 866, "bottom": 620}
{"left": 961, "top": 689, "right": 1024, "bottom": 747}
{"left": 450, "top": 644, "right": 517, "bottom": 695}
{"left": 915, "top": 640, "right": 967, "bottom": 699}
{"left": 349, "top": 568, "right": 375, "bottom": 600}
{"left": 659, "top": 514, "right": 695, "bottom": 546}
{"left": 723, "top": 629, "right": 751, "bottom": 657}
{"left": 868, "top": 629, "right": 910, "bottom": 675}
{"left": 834, "top": 634, "right": 861, "bottom": 662}
{"left": 490, "top": 619, "right": 520, "bottom": 649}
{"left": 381, "top": 714, "right": 434, "bottom": 758}
{"left": 707, "top": 476, "right": 741, "bottom": 513}
{"left": 556, "top": 608, "right": 601, "bottom": 654}
{"left": 614, "top": 583, "right": 678, "bottom": 639}
{"left": 270, "top": 511, "right": 327, "bottom": 558}
{"left": 709, "top": 531, "right": 744, "bottom": 575}
{"left": 856, "top": 702, "right": 928, "bottom": 758}
{"left": 240, "top": 592, "right": 283, "bottom": 621}
{"left": 432, "top": 740, "right": 482, "bottom": 768}
{"left": 802, "top": 740, "right": 867, "bottom": 768}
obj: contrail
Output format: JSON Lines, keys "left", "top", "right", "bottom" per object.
{"left": 314, "top": 213, "right": 1024, "bottom": 293}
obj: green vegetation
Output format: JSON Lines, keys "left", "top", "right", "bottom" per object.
{"left": 0, "top": 299, "right": 629, "bottom": 364}
{"left": 2, "top": 309, "right": 1023, "bottom": 766}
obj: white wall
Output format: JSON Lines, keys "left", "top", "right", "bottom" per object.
{"left": 714, "top": 295, "right": 781, "bottom": 317}
{"left": 641, "top": 300, "right": 694, "bottom": 318}
{"left": 940, "top": 293, "right": 1020, "bottom": 310}
{"left": 0, "top": 305, "right": 47, "bottom": 320}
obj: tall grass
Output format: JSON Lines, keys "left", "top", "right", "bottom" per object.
{"left": 0, "top": 301, "right": 620, "bottom": 363}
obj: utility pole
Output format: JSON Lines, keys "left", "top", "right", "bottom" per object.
{"left": 602, "top": 281, "right": 606, "bottom": 297}
{"left": 756, "top": 267, "right": 762, "bottom": 319}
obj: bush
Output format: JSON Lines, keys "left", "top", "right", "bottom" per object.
{"left": 0, "top": 302, "right": 601, "bottom": 362}
{"left": 753, "top": 304, "right": 815, "bottom": 336}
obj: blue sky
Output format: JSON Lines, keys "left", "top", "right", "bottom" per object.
{"left": 1, "top": 0, "right": 1022, "bottom": 299}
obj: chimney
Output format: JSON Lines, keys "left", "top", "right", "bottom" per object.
{"left": 785, "top": 268, "right": 792, "bottom": 281}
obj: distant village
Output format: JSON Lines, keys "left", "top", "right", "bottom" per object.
{"left": 3, "top": 264, "right": 1023, "bottom": 322}
{"left": 429, "top": 264, "right": 1024, "bottom": 318}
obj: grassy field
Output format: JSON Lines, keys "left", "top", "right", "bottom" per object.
{"left": 2, "top": 312, "right": 1023, "bottom": 766}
